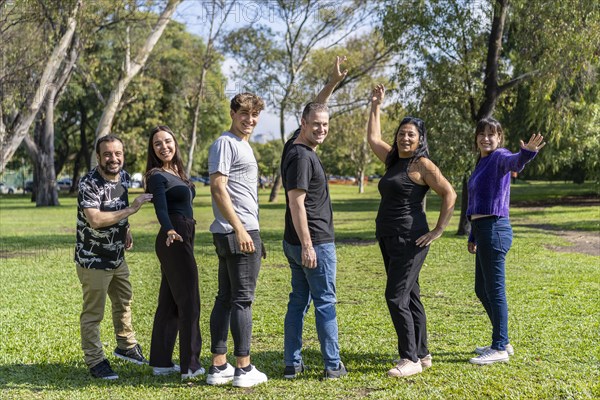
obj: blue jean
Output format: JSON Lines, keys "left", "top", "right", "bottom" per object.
{"left": 283, "top": 240, "right": 340, "bottom": 370}
{"left": 471, "top": 216, "right": 513, "bottom": 351}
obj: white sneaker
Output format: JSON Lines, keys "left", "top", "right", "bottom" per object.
{"left": 206, "top": 363, "right": 235, "bottom": 385}
{"left": 420, "top": 354, "right": 433, "bottom": 369}
{"left": 232, "top": 364, "right": 268, "bottom": 388}
{"left": 469, "top": 348, "right": 509, "bottom": 365}
{"left": 181, "top": 366, "right": 206, "bottom": 380}
{"left": 475, "top": 343, "right": 514, "bottom": 356}
{"left": 152, "top": 363, "right": 181, "bottom": 376}
{"left": 388, "top": 359, "right": 422, "bottom": 377}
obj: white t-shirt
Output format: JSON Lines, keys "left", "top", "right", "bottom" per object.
{"left": 208, "top": 131, "right": 259, "bottom": 233}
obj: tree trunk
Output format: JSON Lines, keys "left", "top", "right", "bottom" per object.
{"left": 269, "top": 172, "right": 283, "bottom": 202}
{"left": 0, "top": 0, "right": 81, "bottom": 172}
{"left": 476, "top": 0, "right": 509, "bottom": 121}
{"left": 35, "top": 87, "right": 60, "bottom": 206}
{"left": 185, "top": 66, "right": 207, "bottom": 177}
{"left": 91, "top": 0, "right": 181, "bottom": 167}
{"left": 357, "top": 169, "right": 364, "bottom": 194}
{"left": 24, "top": 90, "right": 60, "bottom": 207}
{"left": 458, "top": 0, "right": 508, "bottom": 233}
{"left": 72, "top": 101, "right": 91, "bottom": 192}
{"left": 456, "top": 175, "right": 470, "bottom": 236}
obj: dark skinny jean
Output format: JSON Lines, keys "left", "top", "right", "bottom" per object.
{"left": 210, "top": 230, "right": 262, "bottom": 357}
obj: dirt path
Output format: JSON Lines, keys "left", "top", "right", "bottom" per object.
{"left": 514, "top": 195, "right": 599, "bottom": 256}
{"left": 532, "top": 226, "right": 600, "bottom": 257}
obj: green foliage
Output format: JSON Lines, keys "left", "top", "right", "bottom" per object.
{"left": 380, "top": 0, "right": 600, "bottom": 184}
{"left": 303, "top": 32, "right": 396, "bottom": 180}
{"left": 55, "top": 13, "right": 229, "bottom": 175}
{"left": 251, "top": 139, "right": 283, "bottom": 182}
{"left": 0, "top": 182, "right": 598, "bottom": 398}
{"left": 222, "top": 1, "right": 373, "bottom": 140}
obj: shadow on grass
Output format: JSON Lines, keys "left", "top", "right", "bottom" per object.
{"left": 0, "top": 348, "right": 472, "bottom": 391}
{"left": 0, "top": 362, "right": 184, "bottom": 391}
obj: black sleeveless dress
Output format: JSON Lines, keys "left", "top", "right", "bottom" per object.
{"left": 376, "top": 157, "right": 430, "bottom": 240}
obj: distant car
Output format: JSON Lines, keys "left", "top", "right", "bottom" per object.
{"left": 57, "top": 178, "right": 73, "bottom": 191}
{"left": 23, "top": 179, "right": 66, "bottom": 193}
{"left": 129, "top": 172, "right": 143, "bottom": 188}
{"left": 0, "top": 182, "right": 15, "bottom": 194}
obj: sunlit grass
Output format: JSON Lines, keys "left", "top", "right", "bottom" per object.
{"left": 0, "top": 182, "right": 598, "bottom": 399}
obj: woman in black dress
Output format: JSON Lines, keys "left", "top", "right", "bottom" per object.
{"left": 367, "top": 85, "right": 456, "bottom": 377}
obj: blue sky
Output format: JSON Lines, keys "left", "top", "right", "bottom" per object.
{"left": 173, "top": 0, "right": 300, "bottom": 141}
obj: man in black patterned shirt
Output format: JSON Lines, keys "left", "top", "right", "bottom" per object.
{"left": 75, "top": 135, "right": 152, "bottom": 380}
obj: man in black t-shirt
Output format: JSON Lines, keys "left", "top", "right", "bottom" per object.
{"left": 281, "top": 56, "right": 349, "bottom": 380}
{"left": 75, "top": 135, "right": 152, "bottom": 380}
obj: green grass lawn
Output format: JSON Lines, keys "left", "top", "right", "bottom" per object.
{"left": 0, "top": 182, "right": 598, "bottom": 399}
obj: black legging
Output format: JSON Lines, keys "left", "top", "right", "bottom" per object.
{"left": 149, "top": 214, "right": 202, "bottom": 373}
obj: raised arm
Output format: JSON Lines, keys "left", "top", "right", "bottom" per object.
{"left": 314, "top": 56, "right": 348, "bottom": 104}
{"left": 415, "top": 158, "right": 457, "bottom": 248}
{"left": 367, "top": 84, "right": 392, "bottom": 163}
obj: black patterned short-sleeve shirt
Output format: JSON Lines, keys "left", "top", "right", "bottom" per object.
{"left": 75, "top": 168, "right": 130, "bottom": 269}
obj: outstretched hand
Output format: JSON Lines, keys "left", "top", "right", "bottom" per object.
{"left": 371, "top": 84, "right": 385, "bottom": 106}
{"left": 520, "top": 133, "right": 546, "bottom": 152}
{"left": 329, "top": 55, "right": 348, "bottom": 84}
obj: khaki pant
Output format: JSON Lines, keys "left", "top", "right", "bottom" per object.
{"left": 76, "top": 261, "right": 137, "bottom": 368}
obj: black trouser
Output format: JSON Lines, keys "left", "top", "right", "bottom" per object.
{"left": 150, "top": 214, "right": 202, "bottom": 373}
{"left": 210, "top": 230, "right": 262, "bottom": 357}
{"left": 378, "top": 235, "right": 429, "bottom": 362}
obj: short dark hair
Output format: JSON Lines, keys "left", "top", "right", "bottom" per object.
{"left": 474, "top": 117, "right": 505, "bottom": 151}
{"left": 230, "top": 93, "right": 265, "bottom": 113}
{"left": 95, "top": 135, "right": 123, "bottom": 155}
{"left": 301, "top": 102, "right": 329, "bottom": 120}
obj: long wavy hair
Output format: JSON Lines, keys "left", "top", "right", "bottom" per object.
{"left": 384, "top": 117, "right": 430, "bottom": 170}
{"left": 144, "top": 125, "right": 192, "bottom": 186}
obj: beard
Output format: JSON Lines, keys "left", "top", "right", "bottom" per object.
{"left": 99, "top": 161, "right": 122, "bottom": 178}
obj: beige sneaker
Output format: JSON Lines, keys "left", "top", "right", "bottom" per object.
{"left": 388, "top": 359, "right": 422, "bottom": 377}
{"left": 475, "top": 343, "right": 514, "bottom": 356}
{"left": 420, "top": 354, "right": 432, "bottom": 369}
{"left": 469, "top": 348, "right": 509, "bottom": 365}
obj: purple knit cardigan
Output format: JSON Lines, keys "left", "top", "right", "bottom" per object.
{"left": 467, "top": 147, "right": 538, "bottom": 242}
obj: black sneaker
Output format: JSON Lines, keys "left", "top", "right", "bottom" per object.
{"left": 323, "top": 361, "right": 347, "bottom": 379}
{"left": 113, "top": 344, "right": 148, "bottom": 365}
{"left": 90, "top": 359, "right": 118, "bottom": 380}
{"left": 283, "top": 362, "right": 305, "bottom": 379}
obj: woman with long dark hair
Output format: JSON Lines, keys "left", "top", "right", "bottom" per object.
{"left": 467, "top": 118, "right": 544, "bottom": 365}
{"left": 144, "top": 125, "right": 204, "bottom": 380}
{"left": 367, "top": 85, "right": 456, "bottom": 377}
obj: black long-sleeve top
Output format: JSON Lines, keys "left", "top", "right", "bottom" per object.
{"left": 146, "top": 171, "right": 195, "bottom": 232}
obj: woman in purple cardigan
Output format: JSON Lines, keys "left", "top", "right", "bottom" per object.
{"left": 466, "top": 117, "right": 545, "bottom": 365}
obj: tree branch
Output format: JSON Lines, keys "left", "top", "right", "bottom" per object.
{"left": 498, "top": 70, "right": 538, "bottom": 94}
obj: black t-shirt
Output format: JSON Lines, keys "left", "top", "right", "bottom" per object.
{"left": 75, "top": 168, "right": 130, "bottom": 269}
{"left": 282, "top": 141, "right": 334, "bottom": 245}
{"left": 376, "top": 157, "right": 430, "bottom": 239}
{"left": 146, "top": 171, "right": 195, "bottom": 232}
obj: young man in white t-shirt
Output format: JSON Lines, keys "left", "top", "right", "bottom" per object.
{"left": 207, "top": 93, "right": 268, "bottom": 388}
